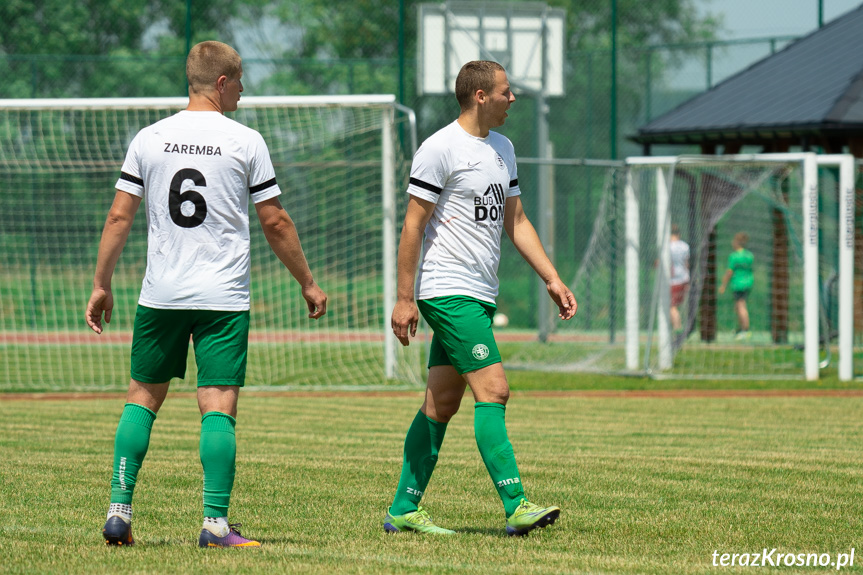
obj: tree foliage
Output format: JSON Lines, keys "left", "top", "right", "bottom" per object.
{"left": 255, "top": 0, "right": 718, "bottom": 151}
{"left": 0, "top": 0, "right": 244, "bottom": 98}
{"left": 0, "top": 0, "right": 718, "bottom": 105}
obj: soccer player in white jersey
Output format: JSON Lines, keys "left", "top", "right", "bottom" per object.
{"left": 85, "top": 41, "right": 327, "bottom": 548}
{"left": 385, "top": 60, "right": 577, "bottom": 536}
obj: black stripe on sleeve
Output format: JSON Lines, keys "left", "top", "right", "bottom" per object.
{"left": 120, "top": 172, "right": 144, "bottom": 186}
{"left": 509, "top": 178, "right": 519, "bottom": 188}
{"left": 409, "top": 177, "right": 442, "bottom": 195}
{"left": 249, "top": 177, "right": 277, "bottom": 194}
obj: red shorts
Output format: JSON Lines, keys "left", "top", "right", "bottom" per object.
{"left": 671, "top": 283, "right": 689, "bottom": 306}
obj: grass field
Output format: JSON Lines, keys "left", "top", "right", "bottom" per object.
{"left": 4, "top": 389, "right": 863, "bottom": 574}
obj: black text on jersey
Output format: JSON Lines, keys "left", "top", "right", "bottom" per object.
{"left": 474, "top": 183, "right": 505, "bottom": 222}
{"left": 163, "top": 142, "right": 222, "bottom": 156}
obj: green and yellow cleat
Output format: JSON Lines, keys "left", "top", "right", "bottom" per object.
{"left": 384, "top": 506, "right": 455, "bottom": 535}
{"left": 505, "top": 499, "right": 560, "bottom": 536}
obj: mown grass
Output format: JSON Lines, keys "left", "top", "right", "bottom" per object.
{"left": 3, "top": 392, "right": 863, "bottom": 574}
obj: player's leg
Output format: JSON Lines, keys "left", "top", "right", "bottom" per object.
{"left": 670, "top": 284, "right": 684, "bottom": 330}
{"left": 463, "top": 363, "right": 523, "bottom": 511}
{"left": 670, "top": 305, "right": 681, "bottom": 331}
{"left": 104, "top": 306, "right": 191, "bottom": 546}
{"left": 385, "top": 297, "right": 475, "bottom": 534}
{"left": 111, "top": 380, "right": 170, "bottom": 497}
{"left": 389, "top": 364, "right": 463, "bottom": 517}
{"left": 428, "top": 297, "right": 524, "bottom": 516}
{"left": 738, "top": 298, "right": 750, "bottom": 332}
{"left": 421, "top": 364, "right": 467, "bottom": 423}
{"left": 465, "top": 364, "right": 560, "bottom": 536}
{"left": 198, "top": 387, "right": 239, "bottom": 526}
{"left": 734, "top": 292, "right": 750, "bottom": 337}
{"left": 419, "top": 295, "right": 559, "bottom": 535}
{"left": 384, "top": 337, "right": 462, "bottom": 535}
{"left": 193, "top": 310, "right": 260, "bottom": 548}
{"left": 103, "top": 379, "right": 168, "bottom": 546}
{"left": 198, "top": 386, "right": 257, "bottom": 547}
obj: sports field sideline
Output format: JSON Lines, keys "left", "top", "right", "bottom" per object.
{"left": 3, "top": 386, "right": 863, "bottom": 574}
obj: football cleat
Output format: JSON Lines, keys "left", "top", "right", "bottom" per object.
{"left": 384, "top": 506, "right": 455, "bottom": 535}
{"left": 103, "top": 515, "right": 134, "bottom": 546}
{"left": 505, "top": 499, "right": 560, "bottom": 536}
{"left": 198, "top": 523, "right": 261, "bottom": 548}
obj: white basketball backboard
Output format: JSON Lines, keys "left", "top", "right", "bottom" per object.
{"left": 419, "top": 1, "right": 565, "bottom": 97}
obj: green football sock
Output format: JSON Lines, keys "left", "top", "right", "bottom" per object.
{"left": 389, "top": 410, "right": 448, "bottom": 516}
{"left": 200, "top": 411, "right": 237, "bottom": 519}
{"left": 110, "top": 403, "right": 157, "bottom": 505}
{"left": 474, "top": 402, "right": 525, "bottom": 517}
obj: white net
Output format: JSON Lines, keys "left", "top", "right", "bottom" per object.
{"left": 505, "top": 155, "right": 829, "bottom": 379}
{"left": 0, "top": 97, "right": 423, "bottom": 391}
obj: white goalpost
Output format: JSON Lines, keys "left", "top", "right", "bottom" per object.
{"left": 626, "top": 154, "right": 824, "bottom": 380}
{"left": 504, "top": 152, "right": 858, "bottom": 381}
{"left": 628, "top": 153, "right": 861, "bottom": 381}
{"left": 0, "top": 96, "right": 423, "bottom": 391}
{"left": 821, "top": 155, "right": 855, "bottom": 382}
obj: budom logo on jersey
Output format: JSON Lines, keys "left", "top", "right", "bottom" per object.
{"left": 475, "top": 183, "right": 505, "bottom": 222}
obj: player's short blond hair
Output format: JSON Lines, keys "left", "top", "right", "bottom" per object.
{"left": 455, "top": 61, "right": 506, "bottom": 111}
{"left": 186, "top": 41, "right": 242, "bottom": 94}
{"left": 733, "top": 231, "right": 749, "bottom": 247}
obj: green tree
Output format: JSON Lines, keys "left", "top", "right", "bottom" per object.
{"left": 255, "top": 0, "right": 718, "bottom": 145}
{"left": 0, "top": 0, "right": 244, "bottom": 98}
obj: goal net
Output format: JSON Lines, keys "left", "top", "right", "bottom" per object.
{"left": 506, "top": 153, "right": 847, "bottom": 380}
{"left": 0, "top": 96, "right": 423, "bottom": 391}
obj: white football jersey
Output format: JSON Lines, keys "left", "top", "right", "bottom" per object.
{"left": 408, "top": 120, "right": 521, "bottom": 303}
{"left": 670, "top": 238, "right": 690, "bottom": 286}
{"left": 115, "top": 111, "right": 281, "bottom": 310}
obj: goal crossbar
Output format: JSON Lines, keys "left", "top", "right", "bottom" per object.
{"left": 0, "top": 95, "right": 399, "bottom": 109}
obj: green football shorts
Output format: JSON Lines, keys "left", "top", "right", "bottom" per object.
{"left": 417, "top": 295, "right": 501, "bottom": 374}
{"left": 130, "top": 305, "right": 250, "bottom": 387}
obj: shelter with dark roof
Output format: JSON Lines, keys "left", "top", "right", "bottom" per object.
{"left": 632, "top": 3, "right": 863, "bottom": 155}
{"left": 631, "top": 6, "right": 863, "bottom": 344}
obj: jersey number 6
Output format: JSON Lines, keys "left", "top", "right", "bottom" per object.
{"left": 169, "top": 168, "right": 207, "bottom": 228}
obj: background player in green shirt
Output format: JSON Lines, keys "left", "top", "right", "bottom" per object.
{"left": 719, "top": 232, "right": 754, "bottom": 340}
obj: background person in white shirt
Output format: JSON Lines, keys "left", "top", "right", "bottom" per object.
{"left": 669, "top": 224, "right": 690, "bottom": 331}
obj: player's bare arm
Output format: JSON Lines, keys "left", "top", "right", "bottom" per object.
{"left": 255, "top": 197, "right": 327, "bottom": 319}
{"left": 503, "top": 195, "right": 577, "bottom": 320}
{"left": 392, "top": 196, "right": 436, "bottom": 346}
{"left": 86, "top": 191, "right": 141, "bottom": 334}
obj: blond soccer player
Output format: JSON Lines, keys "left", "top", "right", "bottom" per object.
{"left": 86, "top": 41, "right": 326, "bottom": 548}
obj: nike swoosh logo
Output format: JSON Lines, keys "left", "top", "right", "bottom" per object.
{"left": 468, "top": 161, "right": 481, "bottom": 168}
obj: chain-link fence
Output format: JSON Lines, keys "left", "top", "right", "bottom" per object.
{"left": 2, "top": 37, "right": 798, "bottom": 153}
{"left": 0, "top": 1, "right": 831, "bottom": 335}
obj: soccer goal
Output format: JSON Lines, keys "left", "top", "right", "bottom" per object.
{"left": 0, "top": 96, "right": 423, "bottom": 391}
{"left": 505, "top": 153, "right": 860, "bottom": 381}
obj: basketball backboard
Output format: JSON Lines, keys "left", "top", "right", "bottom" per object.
{"left": 418, "top": 1, "right": 565, "bottom": 97}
